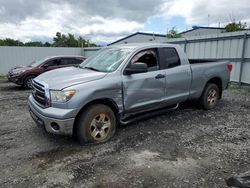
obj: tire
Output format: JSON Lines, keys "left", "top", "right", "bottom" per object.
{"left": 23, "top": 75, "right": 35, "bottom": 89}
{"left": 76, "top": 104, "right": 116, "bottom": 145}
{"left": 200, "top": 83, "right": 220, "bottom": 110}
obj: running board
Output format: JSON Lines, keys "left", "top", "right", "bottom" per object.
{"left": 120, "top": 103, "right": 179, "bottom": 125}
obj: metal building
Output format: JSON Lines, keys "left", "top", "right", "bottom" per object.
{"left": 108, "top": 32, "right": 167, "bottom": 46}
{"left": 180, "top": 26, "right": 225, "bottom": 37}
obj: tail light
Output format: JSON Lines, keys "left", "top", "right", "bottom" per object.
{"left": 227, "top": 64, "right": 233, "bottom": 72}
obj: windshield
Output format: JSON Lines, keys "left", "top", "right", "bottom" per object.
{"left": 79, "top": 47, "right": 132, "bottom": 72}
{"left": 28, "top": 57, "right": 48, "bottom": 67}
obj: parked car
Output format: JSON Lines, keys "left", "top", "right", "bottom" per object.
{"left": 28, "top": 43, "right": 232, "bottom": 144}
{"left": 7, "top": 55, "right": 86, "bottom": 89}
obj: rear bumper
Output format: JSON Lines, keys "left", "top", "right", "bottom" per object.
{"left": 28, "top": 95, "right": 75, "bottom": 135}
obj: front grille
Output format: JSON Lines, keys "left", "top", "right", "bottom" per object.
{"left": 32, "top": 80, "right": 47, "bottom": 107}
{"left": 7, "top": 71, "right": 14, "bottom": 78}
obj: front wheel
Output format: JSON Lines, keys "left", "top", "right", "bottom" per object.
{"left": 23, "top": 75, "right": 35, "bottom": 89}
{"left": 200, "top": 83, "right": 220, "bottom": 110}
{"left": 76, "top": 104, "right": 116, "bottom": 145}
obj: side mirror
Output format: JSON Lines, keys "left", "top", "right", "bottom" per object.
{"left": 125, "top": 62, "right": 148, "bottom": 74}
{"left": 42, "top": 64, "right": 49, "bottom": 69}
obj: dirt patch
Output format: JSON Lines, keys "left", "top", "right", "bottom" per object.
{"left": 0, "top": 81, "right": 250, "bottom": 188}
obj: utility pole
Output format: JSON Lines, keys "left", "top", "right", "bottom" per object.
{"left": 81, "top": 41, "right": 83, "bottom": 56}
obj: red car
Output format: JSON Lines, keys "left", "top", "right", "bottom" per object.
{"left": 7, "top": 55, "right": 86, "bottom": 89}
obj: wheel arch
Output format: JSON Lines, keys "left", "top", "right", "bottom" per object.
{"left": 23, "top": 74, "right": 38, "bottom": 82}
{"left": 73, "top": 98, "right": 120, "bottom": 135}
{"left": 205, "top": 77, "right": 222, "bottom": 98}
{"left": 23, "top": 74, "right": 38, "bottom": 88}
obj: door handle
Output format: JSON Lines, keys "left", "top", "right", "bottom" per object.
{"left": 155, "top": 74, "right": 165, "bottom": 79}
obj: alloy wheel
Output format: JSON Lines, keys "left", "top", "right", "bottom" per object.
{"left": 89, "top": 113, "right": 111, "bottom": 141}
{"left": 207, "top": 88, "right": 217, "bottom": 106}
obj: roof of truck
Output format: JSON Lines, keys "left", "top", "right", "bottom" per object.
{"left": 111, "top": 43, "right": 177, "bottom": 49}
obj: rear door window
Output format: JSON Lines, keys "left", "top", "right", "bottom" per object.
{"left": 61, "top": 58, "right": 80, "bottom": 65}
{"left": 75, "top": 58, "right": 84, "bottom": 64}
{"left": 158, "top": 48, "right": 181, "bottom": 69}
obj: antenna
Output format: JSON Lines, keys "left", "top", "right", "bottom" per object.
{"left": 208, "top": 14, "right": 210, "bottom": 26}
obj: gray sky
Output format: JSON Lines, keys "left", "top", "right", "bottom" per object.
{"left": 0, "top": 0, "right": 249, "bottom": 45}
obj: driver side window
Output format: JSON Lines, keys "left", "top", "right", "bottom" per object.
{"left": 131, "top": 49, "right": 159, "bottom": 72}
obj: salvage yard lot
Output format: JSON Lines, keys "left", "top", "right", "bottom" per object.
{"left": 0, "top": 80, "right": 249, "bottom": 188}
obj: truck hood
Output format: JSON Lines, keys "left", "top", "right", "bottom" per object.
{"left": 35, "top": 67, "right": 107, "bottom": 90}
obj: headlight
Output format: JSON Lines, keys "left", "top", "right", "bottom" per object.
{"left": 50, "top": 90, "right": 76, "bottom": 103}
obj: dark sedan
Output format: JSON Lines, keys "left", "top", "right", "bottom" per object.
{"left": 7, "top": 55, "right": 86, "bottom": 89}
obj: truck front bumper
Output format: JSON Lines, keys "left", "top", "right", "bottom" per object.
{"left": 28, "top": 96, "right": 75, "bottom": 136}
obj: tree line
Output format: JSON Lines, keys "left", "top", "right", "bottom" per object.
{"left": 166, "top": 21, "right": 249, "bottom": 38}
{"left": 0, "top": 32, "right": 98, "bottom": 47}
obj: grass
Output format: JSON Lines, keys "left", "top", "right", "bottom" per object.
{"left": 228, "top": 83, "right": 250, "bottom": 94}
{"left": 0, "top": 74, "right": 7, "bottom": 81}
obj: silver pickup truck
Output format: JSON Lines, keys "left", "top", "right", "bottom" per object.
{"left": 28, "top": 43, "right": 232, "bottom": 144}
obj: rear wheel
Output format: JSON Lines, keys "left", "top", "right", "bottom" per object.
{"left": 76, "top": 104, "right": 116, "bottom": 145}
{"left": 200, "top": 83, "right": 219, "bottom": 110}
{"left": 23, "top": 75, "right": 35, "bottom": 89}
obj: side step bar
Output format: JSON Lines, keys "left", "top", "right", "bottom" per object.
{"left": 120, "top": 103, "right": 179, "bottom": 125}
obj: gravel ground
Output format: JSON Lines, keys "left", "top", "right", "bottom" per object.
{"left": 0, "top": 81, "right": 249, "bottom": 188}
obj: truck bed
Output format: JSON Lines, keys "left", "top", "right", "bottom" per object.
{"left": 188, "top": 60, "right": 230, "bottom": 99}
{"left": 189, "top": 59, "right": 221, "bottom": 64}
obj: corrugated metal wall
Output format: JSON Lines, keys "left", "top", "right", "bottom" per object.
{"left": 0, "top": 47, "right": 100, "bottom": 74}
{"left": 0, "top": 31, "right": 250, "bottom": 84}
{"left": 167, "top": 30, "right": 250, "bottom": 84}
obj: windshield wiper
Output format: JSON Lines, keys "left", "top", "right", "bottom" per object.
{"left": 84, "top": 66, "right": 102, "bottom": 72}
